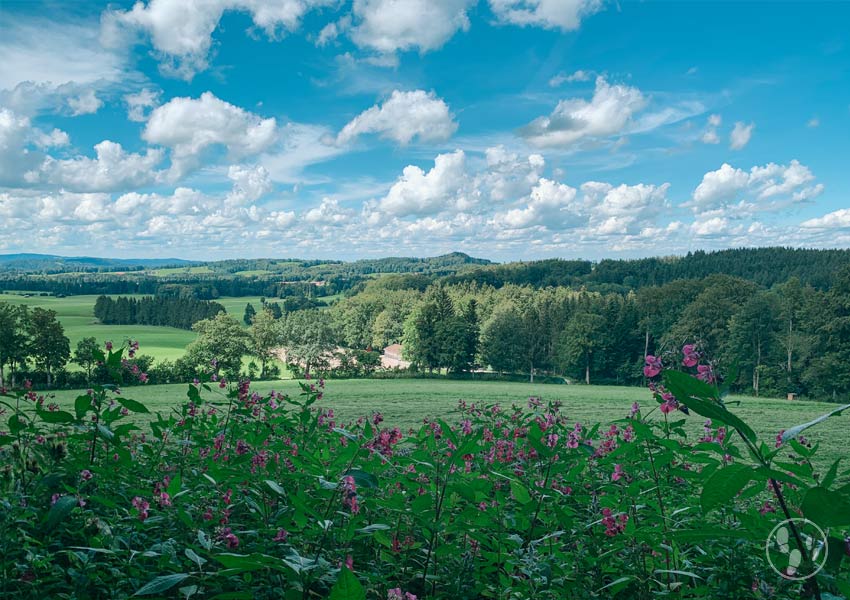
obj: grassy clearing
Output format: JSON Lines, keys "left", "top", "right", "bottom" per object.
{"left": 0, "top": 294, "right": 268, "bottom": 363}
{"left": 45, "top": 379, "right": 847, "bottom": 466}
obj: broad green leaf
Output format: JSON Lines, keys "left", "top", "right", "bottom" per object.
{"left": 117, "top": 397, "right": 149, "bottom": 414}
{"left": 328, "top": 568, "right": 366, "bottom": 600}
{"left": 780, "top": 403, "right": 850, "bottom": 445}
{"left": 134, "top": 573, "right": 190, "bottom": 596}
{"left": 700, "top": 464, "right": 759, "bottom": 513}
{"left": 265, "top": 480, "right": 286, "bottom": 496}
{"left": 801, "top": 487, "right": 850, "bottom": 527}
{"left": 664, "top": 371, "right": 757, "bottom": 443}
{"left": 510, "top": 480, "right": 532, "bottom": 504}
{"left": 344, "top": 469, "right": 378, "bottom": 489}
{"left": 45, "top": 495, "right": 77, "bottom": 531}
{"left": 75, "top": 395, "right": 92, "bottom": 419}
{"left": 37, "top": 408, "right": 74, "bottom": 424}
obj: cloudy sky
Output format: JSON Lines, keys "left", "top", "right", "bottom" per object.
{"left": 1, "top": 0, "right": 848, "bottom": 261}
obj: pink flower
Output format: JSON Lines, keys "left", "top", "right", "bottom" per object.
{"left": 643, "top": 355, "right": 662, "bottom": 378}
{"left": 696, "top": 364, "right": 715, "bottom": 383}
{"left": 388, "top": 589, "right": 417, "bottom": 600}
{"left": 220, "top": 528, "right": 239, "bottom": 548}
{"left": 682, "top": 344, "right": 699, "bottom": 367}
{"left": 273, "top": 528, "right": 288, "bottom": 542}
{"left": 80, "top": 469, "right": 93, "bottom": 481}
{"left": 611, "top": 464, "right": 625, "bottom": 482}
{"left": 131, "top": 496, "right": 150, "bottom": 521}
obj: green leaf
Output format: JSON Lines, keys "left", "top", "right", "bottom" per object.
{"left": 700, "top": 464, "right": 759, "bottom": 513}
{"left": 185, "top": 548, "right": 206, "bottom": 567}
{"left": 780, "top": 403, "right": 850, "bottom": 445}
{"left": 117, "top": 397, "right": 149, "bottom": 414}
{"left": 510, "top": 480, "right": 532, "bottom": 504}
{"left": 45, "top": 495, "right": 77, "bottom": 531}
{"left": 265, "top": 480, "right": 286, "bottom": 496}
{"left": 801, "top": 487, "right": 850, "bottom": 527}
{"left": 134, "top": 573, "right": 190, "bottom": 596}
{"left": 167, "top": 474, "right": 182, "bottom": 497}
{"left": 823, "top": 459, "right": 841, "bottom": 488}
{"left": 344, "top": 469, "right": 378, "bottom": 489}
{"left": 663, "top": 371, "right": 757, "bottom": 443}
{"left": 8, "top": 413, "right": 25, "bottom": 434}
{"left": 355, "top": 523, "right": 391, "bottom": 534}
{"left": 328, "top": 568, "right": 366, "bottom": 600}
{"left": 75, "top": 395, "right": 92, "bottom": 419}
{"left": 36, "top": 408, "right": 74, "bottom": 424}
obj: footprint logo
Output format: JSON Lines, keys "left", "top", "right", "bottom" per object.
{"left": 766, "top": 518, "right": 827, "bottom": 581}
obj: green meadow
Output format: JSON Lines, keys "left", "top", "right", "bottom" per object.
{"left": 0, "top": 293, "right": 268, "bottom": 362}
{"left": 45, "top": 378, "right": 847, "bottom": 467}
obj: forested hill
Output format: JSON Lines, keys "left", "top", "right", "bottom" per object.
{"left": 440, "top": 248, "right": 850, "bottom": 291}
{"left": 1, "top": 248, "right": 848, "bottom": 296}
{"left": 0, "top": 253, "right": 192, "bottom": 273}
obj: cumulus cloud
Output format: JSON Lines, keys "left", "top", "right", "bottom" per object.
{"left": 143, "top": 92, "right": 278, "bottom": 178}
{"left": 495, "top": 178, "right": 579, "bottom": 229}
{"left": 124, "top": 88, "right": 161, "bottom": 122}
{"left": 730, "top": 121, "right": 754, "bottom": 150}
{"left": 336, "top": 90, "right": 458, "bottom": 146}
{"left": 801, "top": 209, "right": 850, "bottom": 230}
{"left": 225, "top": 164, "right": 273, "bottom": 206}
{"left": 33, "top": 140, "right": 165, "bottom": 192}
{"left": 379, "top": 150, "right": 472, "bottom": 217}
{"left": 489, "top": 0, "right": 604, "bottom": 31}
{"left": 350, "top": 0, "right": 475, "bottom": 54}
{"left": 67, "top": 90, "right": 103, "bottom": 116}
{"left": 581, "top": 181, "right": 670, "bottom": 236}
{"left": 691, "top": 160, "right": 822, "bottom": 212}
{"left": 101, "top": 0, "right": 332, "bottom": 79}
{"left": 519, "top": 77, "right": 647, "bottom": 148}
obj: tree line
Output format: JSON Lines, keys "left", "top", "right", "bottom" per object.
{"left": 93, "top": 296, "right": 225, "bottom": 330}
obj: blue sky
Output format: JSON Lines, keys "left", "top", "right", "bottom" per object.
{"left": 0, "top": 0, "right": 848, "bottom": 261}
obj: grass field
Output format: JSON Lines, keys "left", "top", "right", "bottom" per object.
{"left": 45, "top": 379, "right": 848, "bottom": 467}
{"left": 0, "top": 293, "right": 268, "bottom": 362}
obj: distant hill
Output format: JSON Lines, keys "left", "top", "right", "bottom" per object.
{"left": 0, "top": 253, "right": 194, "bottom": 273}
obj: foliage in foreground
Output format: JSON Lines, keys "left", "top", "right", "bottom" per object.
{"left": 1, "top": 343, "right": 850, "bottom": 599}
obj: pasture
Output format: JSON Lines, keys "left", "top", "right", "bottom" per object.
{"left": 46, "top": 378, "right": 848, "bottom": 466}
{"left": 0, "top": 293, "right": 268, "bottom": 362}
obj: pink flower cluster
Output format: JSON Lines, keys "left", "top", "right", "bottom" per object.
{"left": 131, "top": 496, "right": 150, "bottom": 521}
{"left": 342, "top": 475, "right": 360, "bottom": 514}
{"left": 601, "top": 508, "right": 628, "bottom": 536}
{"left": 388, "top": 589, "right": 417, "bottom": 600}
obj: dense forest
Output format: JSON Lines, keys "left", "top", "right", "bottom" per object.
{"left": 93, "top": 296, "right": 225, "bottom": 330}
{"left": 4, "top": 247, "right": 850, "bottom": 400}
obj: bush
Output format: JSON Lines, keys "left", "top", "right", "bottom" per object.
{"left": 1, "top": 344, "right": 849, "bottom": 598}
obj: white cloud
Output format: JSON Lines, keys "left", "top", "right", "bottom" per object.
{"left": 0, "top": 18, "right": 126, "bottom": 91}
{"left": 102, "top": 0, "right": 332, "bottom": 79}
{"left": 582, "top": 181, "right": 670, "bottom": 235}
{"left": 801, "top": 209, "right": 850, "bottom": 230}
{"left": 67, "top": 90, "right": 103, "bottom": 116}
{"left": 33, "top": 129, "right": 71, "bottom": 149}
{"left": 35, "top": 140, "right": 165, "bottom": 192}
{"left": 124, "top": 88, "right": 161, "bottom": 122}
{"left": 730, "top": 121, "right": 754, "bottom": 150}
{"left": 379, "top": 150, "right": 472, "bottom": 217}
{"left": 0, "top": 108, "right": 54, "bottom": 183}
{"left": 350, "top": 0, "right": 475, "bottom": 54}
{"left": 691, "top": 216, "right": 730, "bottom": 237}
{"left": 520, "top": 77, "right": 647, "bottom": 148}
{"left": 336, "top": 90, "right": 458, "bottom": 146}
{"left": 691, "top": 160, "right": 822, "bottom": 212}
{"left": 261, "top": 122, "right": 346, "bottom": 183}
{"left": 316, "top": 17, "right": 350, "bottom": 46}
{"left": 549, "top": 69, "right": 593, "bottom": 87}
{"left": 489, "top": 0, "right": 603, "bottom": 31}
{"left": 143, "top": 92, "right": 278, "bottom": 178}
{"left": 701, "top": 113, "right": 721, "bottom": 144}
{"left": 495, "top": 177, "right": 579, "bottom": 229}
{"left": 226, "top": 164, "right": 273, "bottom": 206}
{"left": 304, "top": 197, "right": 354, "bottom": 224}
{"left": 478, "top": 145, "right": 545, "bottom": 201}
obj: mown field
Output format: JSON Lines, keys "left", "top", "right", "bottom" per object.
{"left": 46, "top": 378, "right": 848, "bottom": 467}
{"left": 0, "top": 293, "right": 269, "bottom": 362}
